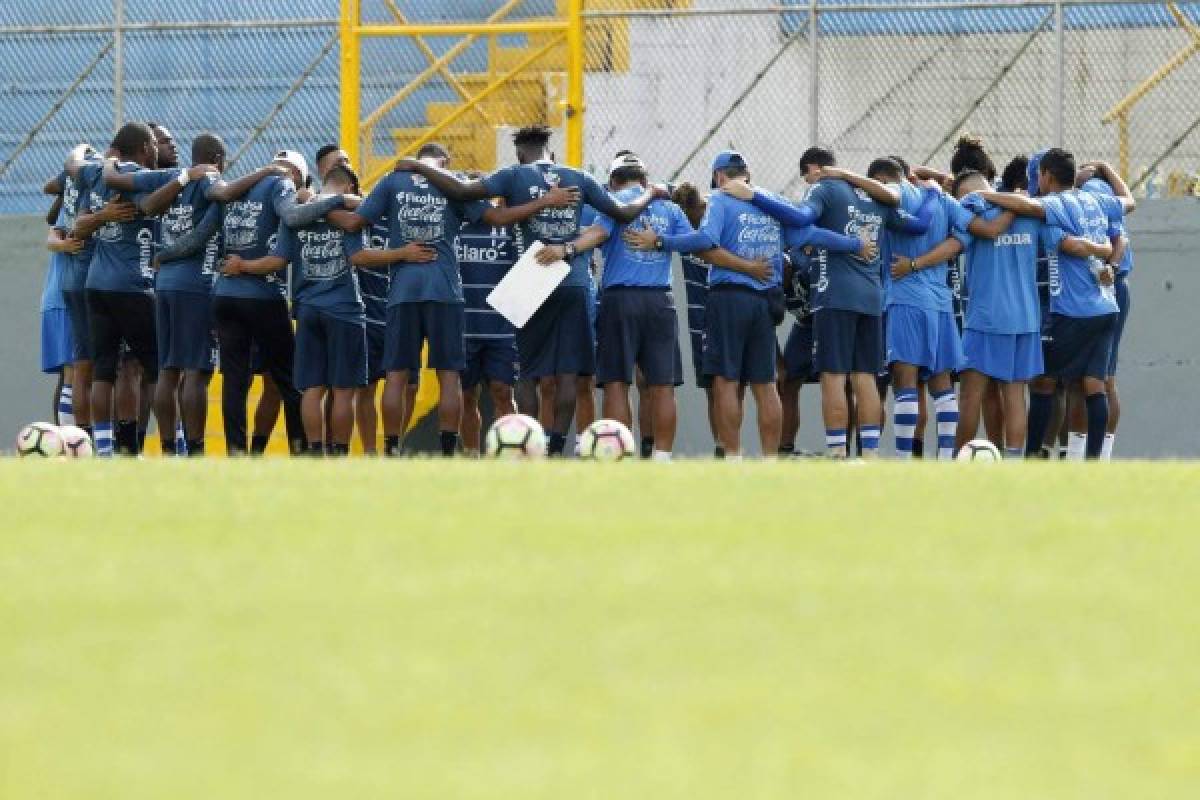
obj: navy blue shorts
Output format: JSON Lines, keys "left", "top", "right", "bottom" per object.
{"left": 595, "top": 287, "right": 682, "bottom": 387}
{"left": 1042, "top": 312, "right": 1118, "bottom": 381}
{"left": 462, "top": 336, "right": 518, "bottom": 389}
{"left": 294, "top": 305, "right": 368, "bottom": 390}
{"left": 516, "top": 285, "right": 595, "bottom": 379}
{"left": 703, "top": 285, "right": 776, "bottom": 384}
{"left": 813, "top": 308, "right": 882, "bottom": 375}
{"left": 782, "top": 319, "right": 819, "bottom": 384}
{"left": 62, "top": 289, "right": 91, "bottom": 362}
{"left": 1107, "top": 275, "right": 1130, "bottom": 377}
{"left": 365, "top": 321, "right": 385, "bottom": 382}
{"left": 156, "top": 290, "right": 216, "bottom": 372}
{"left": 384, "top": 301, "right": 465, "bottom": 373}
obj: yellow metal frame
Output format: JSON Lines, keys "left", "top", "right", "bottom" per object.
{"left": 338, "top": 0, "right": 585, "bottom": 188}
{"left": 1102, "top": 2, "right": 1200, "bottom": 179}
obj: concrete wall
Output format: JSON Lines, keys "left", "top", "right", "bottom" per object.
{"left": 2, "top": 200, "right": 1197, "bottom": 457}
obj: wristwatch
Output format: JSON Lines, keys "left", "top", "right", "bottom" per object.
{"left": 654, "top": 235, "right": 664, "bottom": 251}
{"left": 563, "top": 242, "right": 576, "bottom": 260}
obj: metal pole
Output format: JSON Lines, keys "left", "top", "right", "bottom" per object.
{"left": 1054, "top": 0, "right": 1064, "bottom": 146}
{"left": 339, "top": 0, "right": 361, "bottom": 175}
{"left": 565, "top": 0, "right": 585, "bottom": 167}
{"left": 809, "top": 0, "right": 819, "bottom": 145}
{"left": 113, "top": 0, "right": 124, "bottom": 132}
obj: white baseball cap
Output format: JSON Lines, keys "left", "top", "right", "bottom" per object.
{"left": 609, "top": 152, "right": 646, "bottom": 174}
{"left": 274, "top": 149, "right": 309, "bottom": 185}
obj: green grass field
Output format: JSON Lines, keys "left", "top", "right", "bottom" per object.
{"left": 3, "top": 460, "right": 1199, "bottom": 798}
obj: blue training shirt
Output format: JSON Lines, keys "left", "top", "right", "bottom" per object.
{"left": 1081, "top": 178, "right": 1133, "bottom": 276}
{"left": 481, "top": 161, "right": 620, "bottom": 289}
{"left": 953, "top": 194, "right": 1058, "bottom": 335}
{"left": 358, "top": 171, "right": 486, "bottom": 305}
{"left": 885, "top": 184, "right": 969, "bottom": 314}
{"left": 1040, "top": 190, "right": 1120, "bottom": 318}
{"left": 272, "top": 216, "right": 366, "bottom": 323}
{"left": 216, "top": 174, "right": 297, "bottom": 300}
{"left": 132, "top": 168, "right": 220, "bottom": 295}
{"left": 697, "top": 191, "right": 783, "bottom": 290}
{"left": 457, "top": 219, "right": 517, "bottom": 339}
{"left": 359, "top": 218, "right": 391, "bottom": 331}
{"left": 83, "top": 161, "right": 157, "bottom": 294}
{"left": 802, "top": 178, "right": 904, "bottom": 315}
{"left": 595, "top": 185, "right": 691, "bottom": 289}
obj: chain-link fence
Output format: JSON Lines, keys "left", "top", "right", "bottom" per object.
{"left": 583, "top": 0, "right": 1200, "bottom": 197}
{"left": 0, "top": 1, "right": 340, "bottom": 215}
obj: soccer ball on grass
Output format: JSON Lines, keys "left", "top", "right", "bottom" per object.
{"left": 59, "top": 425, "right": 95, "bottom": 458}
{"left": 579, "top": 419, "right": 636, "bottom": 461}
{"left": 484, "top": 414, "right": 547, "bottom": 459}
{"left": 15, "top": 422, "right": 64, "bottom": 458}
{"left": 956, "top": 439, "right": 1003, "bottom": 462}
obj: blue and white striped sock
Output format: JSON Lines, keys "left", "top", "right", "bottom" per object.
{"left": 825, "top": 428, "right": 848, "bottom": 458}
{"left": 94, "top": 421, "right": 114, "bottom": 457}
{"left": 893, "top": 388, "right": 919, "bottom": 459}
{"left": 58, "top": 383, "right": 74, "bottom": 427}
{"left": 932, "top": 388, "right": 959, "bottom": 460}
{"left": 860, "top": 424, "right": 881, "bottom": 455}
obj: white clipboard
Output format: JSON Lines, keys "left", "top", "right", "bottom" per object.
{"left": 485, "top": 240, "right": 570, "bottom": 329}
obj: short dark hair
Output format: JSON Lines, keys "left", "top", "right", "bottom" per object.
{"left": 799, "top": 147, "right": 835, "bottom": 172}
{"left": 112, "top": 122, "right": 155, "bottom": 160}
{"left": 610, "top": 165, "right": 647, "bottom": 185}
{"left": 416, "top": 142, "right": 450, "bottom": 161}
{"left": 513, "top": 125, "right": 552, "bottom": 149}
{"left": 716, "top": 165, "right": 749, "bottom": 182}
{"left": 1039, "top": 148, "right": 1075, "bottom": 188}
{"left": 867, "top": 157, "right": 903, "bottom": 183}
{"left": 951, "top": 135, "right": 996, "bottom": 182}
{"left": 1000, "top": 156, "right": 1029, "bottom": 192}
{"left": 325, "top": 163, "right": 360, "bottom": 195}
{"left": 951, "top": 168, "right": 986, "bottom": 197}
{"left": 315, "top": 144, "right": 340, "bottom": 166}
{"left": 888, "top": 154, "right": 911, "bottom": 178}
{"left": 192, "top": 133, "right": 226, "bottom": 165}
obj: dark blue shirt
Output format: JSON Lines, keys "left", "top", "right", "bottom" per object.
{"left": 132, "top": 168, "right": 220, "bottom": 295}
{"left": 359, "top": 218, "right": 391, "bottom": 329}
{"left": 83, "top": 161, "right": 156, "bottom": 294}
{"left": 216, "top": 174, "right": 296, "bottom": 300}
{"left": 457, "top": 220, "right": 517, "bottom": 338}
{"left": 357, "top": 172, "right": 486, "bottom": 305}
{"left": 481, "top": 161, "right": 619, "bottom": 289}
{"left": 272, "top": 217, "right": 366, "bottom": 324}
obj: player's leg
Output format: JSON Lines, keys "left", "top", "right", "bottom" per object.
{"left": 253, "top": 375, "right": 281, "bottom": 453}
{"left": 294, "top": 305, "right": 327, "bottom": 454}
{"left": 425, "top": 301, "right": 466, "bottom": 456}
{"left": 300, "top": 387, "right": 327, "bottom": 455}
{"left": 151, "top": 291, "right": 180, "bottom": 454}
{"left": 251, "top": 298, "right": 304, "bottom": 455}
{"left": 212, "top": 296, "right": 252, "bottom": 454}
{"left": 640, "top": 289, "right": 681, "bottom": 460}
{"left": 575, "top": 375, "right": 597, "bottom": 455}
{"left": 381, "top": 303, "right": 419, "bottom": 456}
{"left": 743, "top": 292, "right": 781, "bottom": 457}
{"left": 1103, "top": 275, "right": 1130, "bottom": 458}
{"left": 981, "top": 381, "right": 1005, "bottom": 447}
{"left": 813, "top": 308, "right": 853, "bottom": 458}
{"left": 1000, "top": 381, "right": 1027, "bottom": 457}
{"left": 63, "top": 289, "right": 92, "bottom": 433}
{"left": 1081, "top": 314, "right": 1117, "bottom": 460}
{"left": 324, "top": 313, "right": 366, "bottom": 456}
{"left": 596, "top": 288, "right": 635, "bottom": 430}
{"left": 927, "top": 371, "right": 958, "bottom": 460}
{"left": 515, "top": 378, "right": 538, "bottom": 418}
{"left": 711, "top": 376, "right": 742, "bottom": 457}
{"left": 602, "top": 381, "right": 633, "bottom": 428}
{"left": 356, "top": 321, "right": 385, "bottom": 455}
{"left": 85, "top": 291, "right": 124, "bottom": 457}
{"left": 461, "top": 384, "right": 482, "bottom": 455}
{"left": 887, "top": 305, "right": 925, "bottom": 460}
{"left": 955, "top": 369, "right": 988, "bottom": 452}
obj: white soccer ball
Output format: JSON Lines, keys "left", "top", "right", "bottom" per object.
{"left": 485, "top": 414, "right": 547, "bottom": 459}
{"left": 59, "top": 425, "right": 95, "bottom": 458}
{"left": 956, "top": 438, "right": 1003, "bottom": 462}
{"left": 15, "top": 422, "right": 64, "bottom": 458}
{"left": 579, "top": 418, "right": 636, "bottom": 461}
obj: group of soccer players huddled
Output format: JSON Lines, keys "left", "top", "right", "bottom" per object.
{"left": 36, "top": 120, "right": 1134, "bottom": 460}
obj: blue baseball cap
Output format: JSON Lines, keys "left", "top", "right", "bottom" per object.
{"left": 710, "top": 149, "right": 748, "bottom": 187}
{"left": 1027, "top": 148, "right": 1048, "bottom": 196}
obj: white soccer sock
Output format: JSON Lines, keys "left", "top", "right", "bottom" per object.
{"left": 651, "top": 449, "right": 672, "bottom": 462}
{"left": 1101, "top": 433, "right": 1115, "bottom": 461}
{"left": 58, "top": 383, "right": 74, "bottom": 426}
{"left": 1065, "top": 432, "right": 1087, "bottom": 461}
{"left": 932, "top": 389, "right": 959, "bottom": 460}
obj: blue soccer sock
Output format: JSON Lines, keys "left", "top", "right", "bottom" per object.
{"left": 174, "top": 421, "right": 187, "bottom": 456}
{"left": 1085, "top": 392, "right": 1108, "bottom": 459}
{"left": 825, "top": 428, "right": 848, "bottom": 458}
{"left": 932, "top": 388, "right": 959, "bottom": 459}
{"left": 860, "top": 424, "right": 881, "bottom": 455}
{"left": 58, "top": 383, "right": 74, "bottom": 426}
{"left": 94, "top": 421, "right": 114, "bottom": 457}
{"left": 893, "top": 388, "right": 919, "bottom": 459}
{"left": 1025, "top": 391, "right": 1054, "bottom": 457}
{"left": 1005, "top": 447, "right": 1024, "bottom": 460}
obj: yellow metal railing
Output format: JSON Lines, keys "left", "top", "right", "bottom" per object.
{"left": 338, "top": 0, "right": 585, "bottom": 190}
{"left": 1102, "top": 2, "right": 1200, "bottom": 182}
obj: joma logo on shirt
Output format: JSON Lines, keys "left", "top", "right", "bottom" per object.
{"left": 995, "top": 232, "right": 1033, "bottom": 247}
